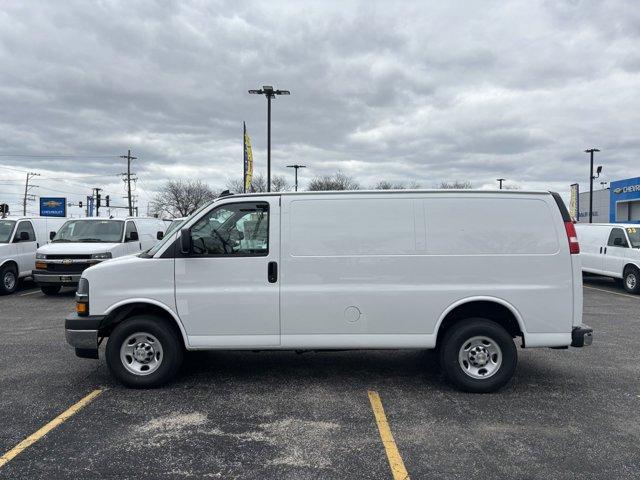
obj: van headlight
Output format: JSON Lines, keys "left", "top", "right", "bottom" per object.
{"left": 91, "top": 252, "right": 112, "bottom": 260}
{"left": 36, "top": 253, "right": 46, "bottom": 259}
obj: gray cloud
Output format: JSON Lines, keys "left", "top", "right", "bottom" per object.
{"left": 0, "top": 0, "right": 638, "bottom": 215}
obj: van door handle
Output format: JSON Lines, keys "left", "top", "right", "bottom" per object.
{"left": 599, "top": 246, "right": 602, "bottom": 254}
{"left": 604, "top": 247, "right": 607, "bottom": 254}
{"left": 268, "top": 261, "right": 278, "bottom": 283}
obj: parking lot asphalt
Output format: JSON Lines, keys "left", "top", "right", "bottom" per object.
{"left": 0, "top": 278, "right": 639, "bottom": 479}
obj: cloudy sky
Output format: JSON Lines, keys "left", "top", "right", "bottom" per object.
{"left": 0, "top": 0, "right": 638, "bottom": 216}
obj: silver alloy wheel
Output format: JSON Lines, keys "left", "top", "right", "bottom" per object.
{"left": 120, "top": 332, "right": 164, "bottom": 376}
{"left": 458, "top": 335, "right": 503, "bottom": 379}
{"left": 626, "top": 272, "right": 637, "bottom": 291}
{"left": 3, "top": 271, "right": 16, "bottom": 291}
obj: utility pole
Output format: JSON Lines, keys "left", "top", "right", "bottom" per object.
{"left": 23, "top": 172, "right": 40, "bottom": 215}
{"left": 585, "top": 148, "right": 601, "bottom": 224}
{"left": 93, "top": 188, "right": 103, "bottom": 217}
{"left": 120, "top": 149, "right": 138, "bottom": 216}
{"left": 497, "top": 178, "right": 506, "bottom": 190}
{"left": 248, "top": 86, "right": 291, "bottom": 192}
{"left": 287, "top": 164, "right": 307, "bottom": 191}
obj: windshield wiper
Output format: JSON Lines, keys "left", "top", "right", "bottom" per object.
{"left": 51, "top": 239, "right": 71, "bottom": 243}
{"left": 77, "top": 238, "right": 107, "bottom": 243}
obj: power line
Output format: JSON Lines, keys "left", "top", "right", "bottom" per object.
{"left": 0, "top": 154, "right": 120, "bottom": 158}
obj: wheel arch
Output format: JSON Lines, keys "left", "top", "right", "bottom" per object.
{"left": 623, "top": 262, "right": 640, "bottom": 275}
{"left": 435, "top": 296, "right": 526, "bottom": 347}
{"left": 102, "top": 299, "right": 189, "bottom": 348}
{"left": 0, "top": 259, "right": 18, "bottom": 272}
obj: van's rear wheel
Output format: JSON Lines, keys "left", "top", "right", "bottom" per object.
{"left": 623, "top": 266, "right": 640, "bottom": 294}
{"left": 106, "top": 316, "right": 183, "bottom": 388}
{"left": 439, "top": 318, "right": 517, "bottom": 393}
{"left": 0, "top": 264, "right": 18, "bottom": 295}
{"left": 41, "top": 285, "right": 61, "bottom": 295}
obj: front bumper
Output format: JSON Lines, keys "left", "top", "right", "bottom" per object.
{"left": 34, "top": 270, "right": 81, "bottom": 286}
{"left": 65, "top": 313, "right": 105, "bottom": 359}
{"left": 571, "top": 325, "right": 593, "bottom": 347}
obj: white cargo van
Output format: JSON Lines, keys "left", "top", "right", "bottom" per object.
{"left": 576, "top": 223, "right": 640, "bottom": 293}
{"left": 0, "top": 216, "right": 66, "bottom": 294}
{"left": 35, "top": 217, "right": 166, "bottom": 295}
{"left": 64, "top": 190, "right": 591, "bottom": 393}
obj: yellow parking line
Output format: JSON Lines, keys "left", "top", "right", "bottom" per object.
{"left": 0, "top": 389, "right": 102, "bottom": 469}
{"left": 584, "top": 285, "right": 640, "bottom": 300}
{"left": 368, "top": 391, "right": 410, "bottom": 480}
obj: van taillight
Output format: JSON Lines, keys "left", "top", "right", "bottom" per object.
{"left": 564, "top": 221, "right": 580, "bottom": 254}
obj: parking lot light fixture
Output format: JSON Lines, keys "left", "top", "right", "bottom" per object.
{"left": 249, "top": 86, "right": 291, "bottom": 192}
{"left": 286, "top": 164, "right": 307, "bottom": 191}
{"left": 585, "top": 148, "right": 601, "bottom": 223}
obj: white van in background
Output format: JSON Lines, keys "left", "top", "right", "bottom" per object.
{"left": 64, "top": 190, "right": 590, "bottom": 393}
{"left": 34, "top": 217, "right": 166, "bottom": 295}
{"left": 0, "top": 216, "right": 66, "bottom": 294}
{"left": 576, "top": 223, "right": 640, "bottom": 293}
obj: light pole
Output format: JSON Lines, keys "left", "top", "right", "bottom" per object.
{"left": 248, "top": 85, "right": 290, "bottom": 192}
{"left": 286, "top": 164, "right": 306, "bottom": 191}
{"left": 497, "top": 178, "right": 506, "bottom": 190}
{"left": 585, "top": 148, "right": 601, "bottom": 223}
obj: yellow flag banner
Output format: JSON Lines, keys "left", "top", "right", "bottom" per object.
{"left": 244, "top": 122, "right": 253, "bottom": 193}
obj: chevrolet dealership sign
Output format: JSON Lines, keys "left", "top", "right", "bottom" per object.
{"left": 613, "top": 184, "right": 640, "bottom": 194}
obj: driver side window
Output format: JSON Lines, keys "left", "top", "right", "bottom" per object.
{"left": 14, "top": 221, "right": 36, "bottom": 243}
{"left": 190, "top": 202, "right": 269, "bottom": 256}
{"left": 607, "top": 228, "right": 628, "bottom": 248}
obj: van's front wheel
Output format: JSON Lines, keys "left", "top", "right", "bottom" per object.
{"left": 623, "top": 266, "right": 640, "bottom": 294}
{"left": 439, "top": 319, "right": 517, "bottom": 393}
{"left": 106, "top": 316, "right": 183, "bottom": 388}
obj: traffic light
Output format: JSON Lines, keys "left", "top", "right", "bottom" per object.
{"left": 96, "top": 193, "right": 101, "bottom": 208}
{"left": 105, "top": 195, "right": 110, "bottom": 207}
{"left": 79, "top": 201, "right": 83, "bottom": 208}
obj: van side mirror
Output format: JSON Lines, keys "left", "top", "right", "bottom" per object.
{"left": 18, "top": 231, "right": 30, "bottom": 241}
{"left": 180, "top": 228, "right": 192, "bottom": 254}
{"left": 613, "top": 237, "right": 626, "bottom": 247}
{"left": 157, "top": 231, "right": 164, "bottom": 240}
{"left": 128, "top": 231, "right": 139, "bottom": 242}
{"left": 49, "top": 231, "right": 56, "bottom": 240}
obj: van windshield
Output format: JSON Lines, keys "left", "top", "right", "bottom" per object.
{"left": 626, "top": 227, "right": 640, "bottom": 248}
{"left": 0, "top": 220, "right": 16, "bottom": 243}
{"left": 53, "top": 220, "right": 124, "bottom": 243}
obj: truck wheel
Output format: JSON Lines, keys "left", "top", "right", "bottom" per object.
{"left": 106, "top": 316, "right": 183, "bottom": 388}
{"left": 41, "top": 285, "right": 61, "bottom": 295}
{"left": 623, "top": 266, "right": 640, "bottom": 294}
{"left": 439, "top": 318, "right": 517, "bottom": 393}
{"left": 0, "top": 264, "right": 18, "bottom": 295}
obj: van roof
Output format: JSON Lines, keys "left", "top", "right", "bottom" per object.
{"left": 221, "top": 189, "right": 553, "bottom": 201}
{"left": 59, "top": 217, "right": 160, "bottom": 221}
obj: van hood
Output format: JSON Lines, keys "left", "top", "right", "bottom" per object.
{"left": 82, "top": 252, "right": 144, "bottom": 278}
{"left": 38, "top": 242, "right": 121, "bottom": 255}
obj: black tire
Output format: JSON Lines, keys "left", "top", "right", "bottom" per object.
{"left": 623, "top": 266, "right": 640, "bottom": 294}
{"left": 0, "top": 264, "right": 18, "bottom": 295}
{"left": 40, "top": 285, "right": 62, "bottom": 295}
{"left": 439, "top": 318, "right": 517, "bottom": 393}
{"left": 106, "top": 315, "right": 183, "bottom": 388}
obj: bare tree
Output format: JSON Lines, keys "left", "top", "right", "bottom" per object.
{"left": 372, "top": 180, "right": 421, "bottom": 190}
{"left": 150, "top": 180, "right": 217, "bottom": 218}
{"left": 225, "top": 173, "right": 288, "bottom": 193}
{"left": 308, "top": 171, "right": 360, "bottom": 191}
{"left": 439, "top": 180, "right": 473, "bottom": 189}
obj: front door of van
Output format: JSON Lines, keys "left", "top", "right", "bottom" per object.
{"left": 604, "top": 227, "right": 630, "bottom": 276}
{"left": 13, "top": 221, "right": 37, "bottom": 275}
{"left": 174, "top": 198, "right": 280, "bottom": 347}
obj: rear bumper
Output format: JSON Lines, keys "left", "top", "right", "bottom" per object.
{"left": 571, "top": 325, "right": 593, "bottom": 347}
{"left": 34, "top": 270, "right": 81, "bottom": 286}
{"left": 65, "top": 313, "right": 105, "bottom": 359}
